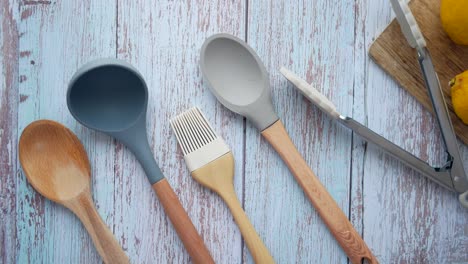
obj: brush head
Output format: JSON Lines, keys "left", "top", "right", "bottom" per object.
{"left": 171, "top": 107, "right": 230, "bottom": 172}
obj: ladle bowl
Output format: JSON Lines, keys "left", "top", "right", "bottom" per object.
{"left": 68, "top": 59, "right": 147, "bottom": 132}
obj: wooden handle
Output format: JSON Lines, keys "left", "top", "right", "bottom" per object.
{"left": 66, "top": 190, "right": 129, "bottom": 264}
{"left": 261, "top": 120, "right": 378, "bottom": 264}
{"left": 152, "top": 179, "right": 214, "bottom": 264}
{"left": 191, "top": 153, "right": 274, "bottom": 263}
{"left": 222, "top": 190, "right": 275, "bottom": 264}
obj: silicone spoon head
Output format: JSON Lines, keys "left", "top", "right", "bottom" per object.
{"left": 200, "top": 33, "right": 278, "bottom": 131}
{"left": 67, "top": 59, "right": 164, "bottom": 184}
{"left": 19, "top": 120, "right": 91, "bottom": 202}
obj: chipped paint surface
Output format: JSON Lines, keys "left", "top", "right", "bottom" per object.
{"left": 1, "top": 0, "right": 467, "bottom": 263}
{"left": 0, "top": 1, "right": 19, "bottom": 263}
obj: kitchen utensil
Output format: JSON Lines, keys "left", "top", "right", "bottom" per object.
{"left": 170, "top": 107, "right": 275, "bottom": 264}
{"left": 279, "top": 0, "right": 468, "bottom": 208}
{"left": 66, "top": 59, "right": 214, "bottom": 264}
{"left": 369, "top": 0, "right": 468, "bottom": 145}
{"left": 281, "top": 66, "right": 468, "bottom": 208}
{"left": 18, "top": 120, "right": 129, "bottom": 264}
{"left": 389, "top": 0, "right": 468, "bottom": 206}
{"left": 200, "top": 33, "right": 378, "bottom": 264}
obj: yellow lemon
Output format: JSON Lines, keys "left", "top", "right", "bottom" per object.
{"left": 440, "top": 0, "right": 468, "bottom": 45}
{"left": 451, "top": 71, "right": 468, "bottom": 124}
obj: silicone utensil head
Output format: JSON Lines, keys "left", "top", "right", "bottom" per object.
{"left": 67, "top": 58, "right": 148, "bottom": 133}
{"left": 200, "top": 33, "right": 278, "bottom": 131}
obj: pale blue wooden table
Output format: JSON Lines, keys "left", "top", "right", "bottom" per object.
{"left": 1, "top": 0, "right": 467, "bottom": 263}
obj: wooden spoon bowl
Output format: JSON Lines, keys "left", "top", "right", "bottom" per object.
{"left": 19, "top": 120, "right": 90, "bottom": 201}
{"left": 19, "top": 120, "right": 129, "bottom": 264}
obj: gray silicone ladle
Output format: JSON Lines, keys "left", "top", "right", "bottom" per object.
{"left": 67, "top": 58, "right": 214, "bottom": 263}
{"left": 200, "top": 34, "right": 377, "bottom": 264}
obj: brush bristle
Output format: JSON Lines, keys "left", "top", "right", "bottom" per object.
{"left": 170, "top": 107, "right": 218, "bottom": 155}
{"left": 171, "top": 107, "right": 231, "bottom": 171}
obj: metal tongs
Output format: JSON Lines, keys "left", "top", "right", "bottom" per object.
{"left": 280, "top": 0, "right": 468, "bottom": 208}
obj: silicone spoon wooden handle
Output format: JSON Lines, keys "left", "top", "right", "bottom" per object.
{"left": 152, "top": 179, "right": 215, "bottom": 264}
{"left": 65, "top": 188, "right": 129, "bottom": 264}
{"left": 261, "top": 120, "right": 378, "bottom": 264}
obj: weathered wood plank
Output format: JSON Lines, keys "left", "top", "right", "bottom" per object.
{"left": 7, "top": 0, "right": 468, "bottom": 263}
{"left": 349, "top": 1, "right": 399, "bottom": 263}
{"left": 116, "top": 1, "right": 246, "bottom": 263}
{"left": 349, "top": 0, "right": 370, "bottom": 258}
{"left": 17, "top": 1, "right": 117, "bottom": 263}
{"left": 0, "top": 1, "right": 19, "bottom": 263}
{"left": 361, "top": 0, "right": 468, "bottom": 263}
{"left": 246, "top": 0, "right": 357, "bottom": 263}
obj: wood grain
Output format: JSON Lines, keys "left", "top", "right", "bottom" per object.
{"left": 65, "top": 189, "right": 130, "bottom": 264}
{"left": 116, "top": 1, "right": 247, "bottom": 263}
{"left": 0, "top": 1, "right": 19, "bottom": 263}
{"left": 18, "top": 120, "right": 129, "bottom": 264}
{"left": 246, "top": 1, "right": 359, "bottom": 263}
{"left": 152, "top": 179, "right": 215, "bottom": 264}
{"left": 363, "top": 1, "right": 468, "bottom": 263}
{"left": 3, "top": 0, "right": 467, "bottom": 263}
{"left": 262, "top": 120, "right": 377, "bottom": 264}
{"left": 17, "top": 1, "right": 118, "bottom": 263}
{"left": 191, "top": 153, "right": 275, "bottom": 264}
{"left": 369, "top": 0, "right": 468, "bottom": 145}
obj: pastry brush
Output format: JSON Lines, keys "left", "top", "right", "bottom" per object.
{"left": 171, "top": 107, "right": 275, "bottom": 264}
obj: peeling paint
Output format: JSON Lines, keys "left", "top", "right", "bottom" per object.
{"left": 6, "top": 0, "right": 468, "bottom": 263}
{"left": 22, "top": 1, "right": 52, "bottom": 6}
{"left": 20, "top": 8, "right": 32, "bottom": 20}
{"left": 19, "top": 94, "right": 28, "bottom": 102}
{"left": 0, "top": 1, "right": 19, "bottom": 263}
{"left": 19, "top": 50, "right": 30, "bottom": 57}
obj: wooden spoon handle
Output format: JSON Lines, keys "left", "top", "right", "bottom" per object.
{"left": 221, "top": 190, "right": 275, "bottom": 264}
{"left": 261, "top": 120, "right": 378, "bottom": 264}
{"left": 152, "top": 179, "right": 215, "bottom": 264}
{"left": 67, "top": 191, "right": 129, "bottom": 264}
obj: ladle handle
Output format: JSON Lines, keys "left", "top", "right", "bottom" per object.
{"left": 261, "top": 120, "right": 378, "bottom": 264}
{"left": 66, "top": 190, "right": 129, "bottom": 264}
{"left": 152, "top": 179, "right": 215, "bottom": 264}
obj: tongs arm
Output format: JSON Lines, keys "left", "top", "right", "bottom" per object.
{"left": 387, "top": 0, "right": 468, "bottom": 207}
{"left": 338, "top": 116, "right": 454, "bottom": 190}
{"left": 280, "top": 67, "right": 468, "bottom": 208}
{"left": 417, "top": 48, "right": 468, "bottom": 193}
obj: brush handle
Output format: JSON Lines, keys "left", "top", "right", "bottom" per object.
{"left": 191, "top": 153, "right": 274, "bottom": 264}
{"left": 152, "top": 179, "right": 214, "bottom": 264}
{"left": 66, "top": 189, "right": 129, "bottom": 264}
{"left": 261, "top": 120, "right": 378, "bottom": 264}
{"left": 221, "top": 190, "right": 275, "bottom": 264}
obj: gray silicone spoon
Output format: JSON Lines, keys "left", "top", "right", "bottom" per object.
{"left": 67, "top": 58, "right": 214, "bottom": 264}
{"left": 200, "top": 34, "right": 377, "bottom": 264}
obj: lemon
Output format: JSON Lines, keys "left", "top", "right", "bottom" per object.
{"left": 451, "top": 71, "right": 468, "bottom": 124}
{"left": 440, "top": 0, "right": 468, "bottom": 45}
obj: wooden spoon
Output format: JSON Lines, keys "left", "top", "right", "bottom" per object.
{"left": 19, "top": 120, "right": 129, "bottom": 264}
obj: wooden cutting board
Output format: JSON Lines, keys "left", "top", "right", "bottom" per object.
{"left": 369, "top": 0, "right": 468, "bottom": 145}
